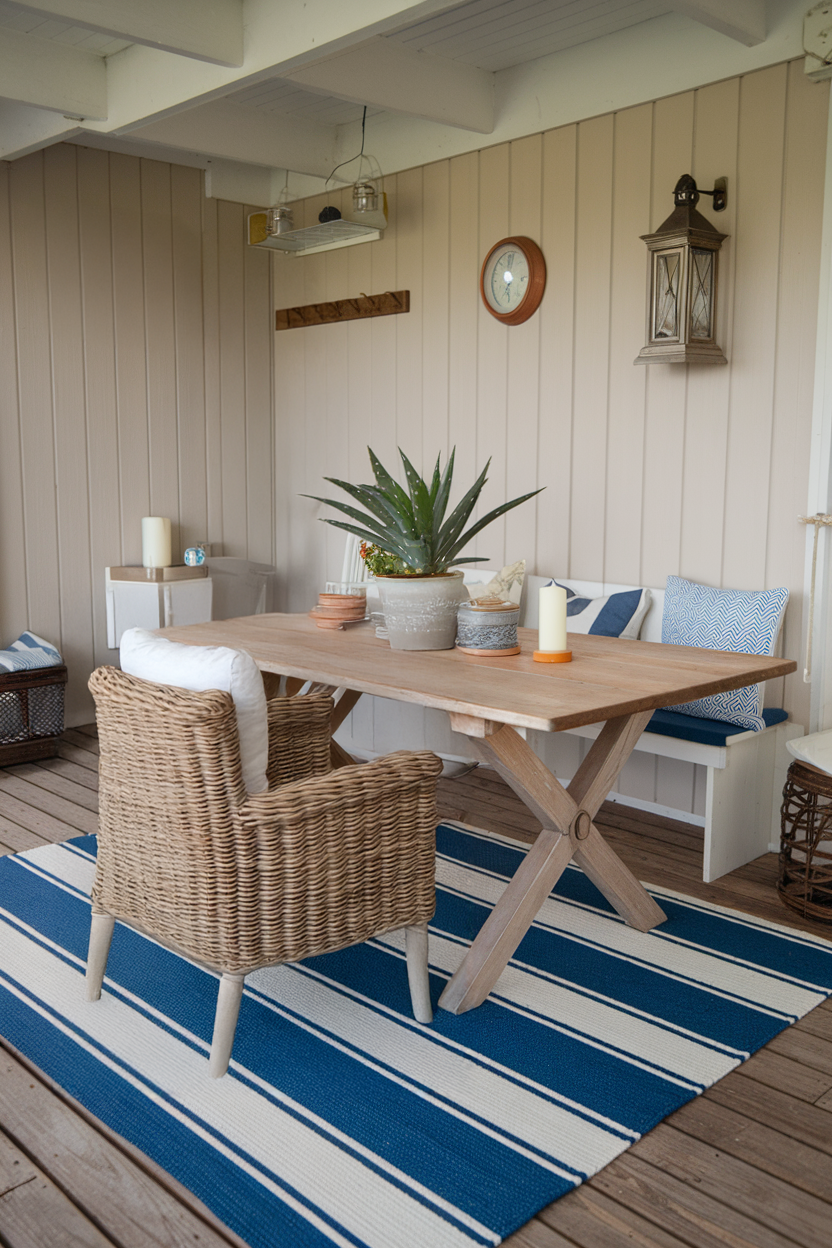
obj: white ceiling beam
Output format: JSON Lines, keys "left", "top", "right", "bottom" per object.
{"left": 283, "top": 37, "right": 494, "bottom": 133}
{"left": 0, "top": 100, "right": 82, "bottom": 159}
{"left": 668, "top": 0, "right": 766, "bottom": 46}
{"left": 0, "top": 27, "right": 106, "bottom": 117}
{"left": 79, "top": 0, "right": 466, "bottom": 134}
{"left": 131, "top": 99, "right": 337, "bottom": 180}
{"left": 5, "top": 0, "right": 244, "bottom": 66}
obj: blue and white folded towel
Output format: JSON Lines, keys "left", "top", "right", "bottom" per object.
{"left": 0, "top": 632, "right": 63, "bottom": 673}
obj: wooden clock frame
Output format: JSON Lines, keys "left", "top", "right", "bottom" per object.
{"left": 479, "top": 236, "right": 546, "bottom": 326}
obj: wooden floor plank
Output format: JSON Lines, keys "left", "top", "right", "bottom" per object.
{"left": 632, "top": 1122, "right": 832, "bottom": 1243}
{"left": 767, "top": 1027, "right": 832, "bottom": 1076}
{"left": 586, "top": 1152, "right": 805, "bottom": 1248}
{"left": 736, "top": 1047, "right": 832, "bottom": 1103}
{"left": 7, "top": 762, "right": 99, "bottom": 812}
{"left": 36, "top": 756, "right": 99, "bottom": 791}
{"left": 0, "top": 813, "right": 48, "bottom": 856}
{"left": 61, "top": 729, "right": 100, "bottom": 755}
{"left": 537, "top": 1184, "right": 700, "bottom": 1248}
{"left": 57, "top": 741, "right": 99, "bottom": 773}
{"left": 665, "top": 1094, "right": 832, "bottom": 1202}
{"left": 0, "top": 1049, "right": 242, "bottom": 1248}
{"left": 0, "top": 1128, "right": 117, "bottom": 1248}
{"left": 709, "top": 1075, "right": 832, "bottom": 1156}
{"left": 0, "top": 773, "right": 97, "bottom": 835}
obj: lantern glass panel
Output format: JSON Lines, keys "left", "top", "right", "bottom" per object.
{"left": 690, "top": 248, "right": 714, "bottom": 340}
{"left": 653, "top": 250, "right": 681, "bottom": 340}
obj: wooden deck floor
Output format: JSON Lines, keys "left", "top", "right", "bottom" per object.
{"left": 1, "top": 728, "right": 831, "bottom": 1248}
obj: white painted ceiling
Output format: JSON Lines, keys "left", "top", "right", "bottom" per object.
{"left": 0, "top": 0, "right": 797, "bottom": 201}
{"left": 0, "top": 0, "right": 129, "bottom": 55}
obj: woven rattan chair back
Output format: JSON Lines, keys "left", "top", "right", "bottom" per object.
{"left": 86, "top": 665, "right": 442, "bottom": 1076}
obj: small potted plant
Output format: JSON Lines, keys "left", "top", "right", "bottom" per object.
{"left": 305, "top": 447, "right": 541, "bottom": 650}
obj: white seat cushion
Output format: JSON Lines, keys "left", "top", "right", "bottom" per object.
{"left": 119, "top": 628, "right": 268, "bottom": 794}
{"left": 786, "top": 730, "right": 832, "bottom": 777}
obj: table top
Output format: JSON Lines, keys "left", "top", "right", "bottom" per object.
{"left": 160, "top": 614, "right": 796, "bottom": 734}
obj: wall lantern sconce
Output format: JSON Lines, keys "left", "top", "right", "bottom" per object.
{"left": 635, "top": 174, "right": 728, "bottom": 366}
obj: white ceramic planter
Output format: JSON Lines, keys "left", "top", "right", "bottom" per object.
{"left": 375, "top": 571, "right": 468, "bottom": 650}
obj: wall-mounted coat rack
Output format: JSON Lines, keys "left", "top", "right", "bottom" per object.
{"left": 275, "top": 290, "right": 409, "bottom": 332}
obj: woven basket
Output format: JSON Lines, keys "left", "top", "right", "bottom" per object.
{"left": 778, "top": 760, "right": 832, "bottom": 922}
{"left": 0, "top": 665, "right": 68, "bottom": 766}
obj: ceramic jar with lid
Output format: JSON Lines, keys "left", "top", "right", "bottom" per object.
{"left": 455, "top": 596, "right": 521, "bottom": 656}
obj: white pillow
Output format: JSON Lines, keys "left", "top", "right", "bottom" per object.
{"left": 119, "top": 628, "right": 268, "bottom": 794}
{"left": 544, "top": 582, "right": 652, "bottom": 639}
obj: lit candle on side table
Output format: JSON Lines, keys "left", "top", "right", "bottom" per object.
{"left": 534, "top": 583, "right": 572, "bottom": 663}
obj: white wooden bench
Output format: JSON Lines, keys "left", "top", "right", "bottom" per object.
{"left": 335, "top": 573, "right": 803, "bottom": 882}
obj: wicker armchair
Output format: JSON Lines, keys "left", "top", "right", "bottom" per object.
{"left": 86, "top": 666, "right": 442, "bottom": 1077}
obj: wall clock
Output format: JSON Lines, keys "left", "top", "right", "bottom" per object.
{"left": 480, "top": 236, "right": 546, "bottom": 326}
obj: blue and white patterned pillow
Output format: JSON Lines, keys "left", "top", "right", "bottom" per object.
{"left": 662, "top": 576, "right": 788, "bottom": 731}
{"left": 544, "top": 582, "right": 652, "bottom": 639}
{"left": 0, "top": 632, "right": 62, "bottom": 673}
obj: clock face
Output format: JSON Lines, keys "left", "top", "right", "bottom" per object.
{"left": 484, "top": 248, "right": 530, "bottom": 314}
{"left": 479, "top": 236, "right": 546, "bottom": 326}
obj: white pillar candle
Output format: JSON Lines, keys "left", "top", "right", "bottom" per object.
{"left": 141, "top": 517, "right": 172, "bottom": 569}
{"left": 538, "top": 584, "right": 567, "bottom": 652}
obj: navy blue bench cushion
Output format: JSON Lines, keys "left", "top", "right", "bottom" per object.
{"left": 645, "top": 707, "right": 788, "bottom": 748}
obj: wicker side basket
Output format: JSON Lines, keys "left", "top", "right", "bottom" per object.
{"left": 0, "top": 665, "right": 68, "bottom": 766}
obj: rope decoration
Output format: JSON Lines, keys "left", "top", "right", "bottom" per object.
{"left": 798, "top": 513, "right": 832, "bottom": 683}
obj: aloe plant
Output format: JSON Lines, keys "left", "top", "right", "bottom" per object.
{"left": 304, "top": 447, "right": 542, "bottom": 575}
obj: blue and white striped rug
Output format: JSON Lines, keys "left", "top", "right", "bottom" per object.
{"left": 2, "top": 822, "right": 831, "bottom": 1248}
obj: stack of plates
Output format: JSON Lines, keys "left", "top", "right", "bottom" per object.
{"left": 309, "top": 592, "right": 368, "bottom": 630}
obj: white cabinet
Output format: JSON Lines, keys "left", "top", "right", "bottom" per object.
{"left": 105, "top": 571, "right": 213, "bottom": 648}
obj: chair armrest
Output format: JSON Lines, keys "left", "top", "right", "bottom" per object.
{"left": 237, "top": 750, "right": 443, "bottom": 963}
{"left": 265, "top": 690, "right": 333, "bottom": 788}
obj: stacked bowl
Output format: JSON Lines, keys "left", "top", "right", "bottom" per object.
{"left": 309, "top": 591, "right": 368, "bottom": 629}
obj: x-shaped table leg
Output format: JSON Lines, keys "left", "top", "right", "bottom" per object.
{"left": 438, "top": 710, "right": 667, "bottom": 1015}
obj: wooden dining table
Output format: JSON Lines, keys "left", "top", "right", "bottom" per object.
{"left": 161, "top": 613, "right": 795, "bottom": 1015}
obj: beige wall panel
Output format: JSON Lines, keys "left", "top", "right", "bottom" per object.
{"left": 44, "top": 145, "right": 94, "bottom": 721}
{"left": 605, "top": 103, "right": 652, "bottom": 587}
{"left": 300, "top": 200, "right": 331, "bottom": 588}
{"left": 536, "top": 125, "right": 576, "bottom": 578}
{"left": 768, "top": 62, "right": 828, "bottom": 728}
{"left": 110, "top": 152, "right": 151, "bottom": 565}
{"left": 324, "top": 229, "right": 351, "bottom": 581}
{"left": 505, "top": 133, "right": 542, "bottom": 566}
{"left": 345, "top": 209, "right": 374, "bottom": 486}
{"left": 274, "top": 246, "right": 309, "bottom": 609}
{"left": 201, "top": 195, "right": 224, "bottom": 550}
{"left": 369, "top": 179, "right": 399, "bottom": 482}
{"left": 77, "top": 148, "right": 122, "bottom": 670}
{"left": 476, "top": 144, "right": 510, "bottom": 566}
{"left": 641, "top": 92, "right": 695, "bottom": 589}
{"left": 244, "top": 216, "right": 273, "bottom": 566}
{"left": 0, "top": 161, "right": 27, "bottom": 646}
{"left": 421, "top": 160, "right": 451, "bottom": 468}
{"left": 679, "top": 77, "right": 739, "bottom": 588}
{"left": 217, "top": 199, "right": 248, "bottom": 558}
{"left": 722, "top": 63, "right": 788, "bottom": 591}
{"left": 171, "top": 164, "right": 208, "bottom": 553}
{"left": 141, "top": 160, "right": 180, "bottom": 549}
{"left": 1, "top": 145, "right": 273, "bottom": 723}
{"left": 447, "top": 152, "right": 480, "bottom": 525}
{"left": 10, "top": 152, "right": 62, "bottom": 647}
{"left": 395, "top": 166, "right": 424, "bottom": 463}
{"left": 570, "top": 113, "right": 614, "bottom": 580}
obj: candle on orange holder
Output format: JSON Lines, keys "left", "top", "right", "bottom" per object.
{"left": 534, "top": 583, "right": 572, "bottom": 663}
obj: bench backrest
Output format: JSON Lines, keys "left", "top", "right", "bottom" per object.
{"left": 462, "top": 571, "right": 666, "bottom": 642}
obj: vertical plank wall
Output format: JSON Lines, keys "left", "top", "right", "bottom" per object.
{"left": 0, "top": 145, "right": 274, "bottom": 723}
{"left": 275, "top": 61, "right": 828, "bottom": 814}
